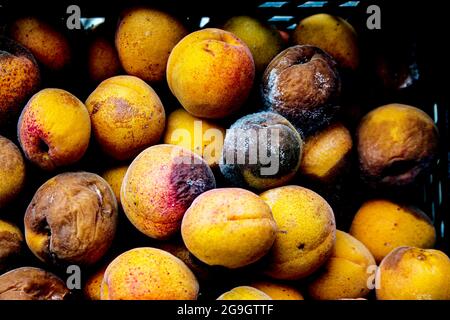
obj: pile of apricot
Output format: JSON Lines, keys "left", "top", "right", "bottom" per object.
{"left": 0, "top": 8, "right": 448, "bottom": 300}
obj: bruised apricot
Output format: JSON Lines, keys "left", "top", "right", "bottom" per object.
{"left": 101, "top": 247, "right": 199, "bottom": 300}
{"left": 0, "top": 37, "right": 40, "bottom": 127}
{"left": 260, "top": 185, "right": 336, "bottom": 280}
{"left": 18, "top": 88, "right": 91, "bottom": 171}
{"left": 357, "top": 104, "right": 438, "bottom": 187}
{"left": 24, "top": 172, "right": 118, "bottom": 266}
{"left": 115, "top": 7, "right": 187, "bottom": 83}
{"left": 261, "top": 45, "right": 341, "bottom": 135}
{"left": 167, "top": 28, "right": 255, "bottom": 119}
{"left": 9, "top": 17, "right": 71, "bottom": 70}
{"left": 217, "top": 286, "right": 272, "bottom": 300}
{"left": 349, "top": 199, "right": 436, "bottom": 263}
{"left": 121, "top": 144, "right": 216, "bottom": 240}
{"left": 307, "top": 230, "right": 376, "bottom": 300}
{"left": 163, "top": 108, "right": 225, "bottom": 168}
{"left": 376, "top": 247, "right": 450, "bottom": 300}
{"left": 220, "top": 112, "right": 303, "bottom": 191}
{"left": 86, "top": 75, "right": 165, "bottom": 161}
{"left": 181, "top": 188, "right": 277, "bottom": 269}
{"left": 0, "top": 267, "right": 70, "bottom": 300}
{"left": 0, "top": 136, "right": 25, "bottom": 208}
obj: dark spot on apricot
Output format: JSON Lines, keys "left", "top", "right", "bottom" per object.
{"left": 417, "top": 253, "right": 426, "bottom": 261}
{"left": 203, "top": 46, "right": 215, "bottom": 57}
{"left": 169, "top": 157, "right": 216, "bottom": 210}
{"left": 91, "top": 102, "right": 101, "bottom": 115}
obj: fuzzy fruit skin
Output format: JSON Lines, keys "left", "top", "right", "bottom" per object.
{"left": 181, "top": 188, "right": 277, "bottom": 269}
{"left": 167, "top": 28, "right": 255, "bottom": 119}
{"left": 357, "top": 103, "right": 438, "bottom": 187}
{"left": 101, "top": 165, "right": 128, "bottom": 206}
{"left": 259, "top": 185, "right": 336, "bottom": 280}
{"left": 18, "top": 88, "right": 91, "bottom": 171}
{"left": 83, "top": 264, "right": 108, "bottom": 300}
{"left": 261, "top": 45, "right": 340, "bottom": 136}
{"left": 101, "top": 247, "right": 199, "bottom": 300}
{"left": 121, "top": 144, "right": 216, "bottom": 240}
{"left": 88, "top": 37, "right": 121, "bottom": 83}
{"left": 299, "top": 122, "right": 352, "bottom": 182}
{"left": 223, "top": 16, "right": 284, "bottom": 73}
{"left": 0, "top": 267, "right": 70, "bottom": 300}
{"left": 163, "top": 108, "right": 225, "bottom": 168}
{"left": 376, "top": 247, "right": 450, "bottom": 300}
{"left": 10, "top": 17, "right": 71, "bottom": 70}
{"left": 350, "top": 199, "right": 436, "bottom": 263}
{"left": 220, "top": 111, "right": 303, "bottom": 191}
{"left": 85, "top": 75, "right": 165, "bottom": 161}
{"left": 0, "top": 136, "right": 26, "bottom": 208}
{"left": 0, "top": 37, "right": 40, "bottom": 127}
{"left": 115, "top": 7, "right": 187, "bottom": 83}
{"left": 217, "top": 286, "right": 272, "bottom": 300}
{"left": 0, "top": 220, "right": 24, "bottom": 271}
{"left": 24, "top": 172, "right": 118, "bottom": 266}
{"left": 293, "top": 13, "right": 359, "bottom": 70}
{"left": 251, "top": 281, "right": 304, "bottom": 300}
{"left": 307, "top": 230, "right": 376, "bottom": 300}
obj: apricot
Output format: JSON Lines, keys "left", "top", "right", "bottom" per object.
{"left": 101, "top": 247, "right": 199, "bottom": 300}
{"left": 223, "top": 16, "right": 283, "bottom": 73}
{"left": 181, "top": 188, "right": 277, "bottom": 269}
{"left": 376, "top": 247, "right": 450, "bottom": 300}
{"left": 101, "top": 165, "right": 128, "bottom": 206}
{"left": 357, "top": 103, "right": 438, "bottom": 187}
{"left": 0, "top": 220, "right": 23, "bottom": 271}
{"left": 259, "top": 185, "right": 336, "bottom": 280}
{"left": 349, "top": 199, "right": 436, "bottom": 263}
{"left": 88, "top": 37, "right": 121, "bottom": 83}
{"left": 251, "top": 281, "right": 304, "bottom": 300}
{"left": 261, "top": 45, "right": 340, "bottom": 135}
{"left": 24, "top": 172, "right": 118, "bottom": 266}
{"left": 293, "top": 14, "right": 359, "bottom": 70}
{"left": 9, "top": 17, "right": 71, "bottom": 70}
{"left": 0, "top": 267, "right": 70, "bottom": 300}
{"left": 85, "top": 75, "right": 165, "bottom": 161}
{"left": 83, "top": 264, "right": 107, "bottom": 300}
{"left": 0, "top": 37, "right": 40, "bottom": 127}
{"left": 299, "top": 122, "right": 352, "bottom": 182}
{"left": 217, "top": 286, "right": 272, "bottom": 300}
{"left": 220, "top": 112, "right": 303, "bottom": 190}
{"left": 115, "top": 7, "right": 187, "bottom": 83}
{"left": 167, "top": 28, "right": 255, "bottom": 119}
{"left": 163, "top": 108, "right": 225, "bottom": 168}
{"left": 0, "top": 136, "right": 26, "bottom": 208}
{"left": 18, "top": 88, "right": 91, "bottom": 171}
{"left": 121, "top": 144, "right": 216, "bottom": 240}
{"left": 307, "top": 230, "right": 376, "bottom": 300}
